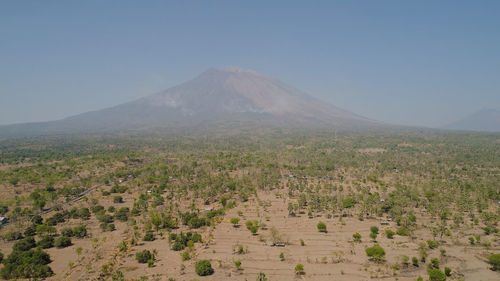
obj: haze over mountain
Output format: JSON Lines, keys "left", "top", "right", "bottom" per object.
{"left": 444, "top": 108, "right": 500, "bottom": 132}
{"left": 0, "top": 67, "right": 380, "bottom": 136}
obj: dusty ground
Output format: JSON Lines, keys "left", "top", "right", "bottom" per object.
{"left": 1, "top": 184, "right": 499, "bottom": 281}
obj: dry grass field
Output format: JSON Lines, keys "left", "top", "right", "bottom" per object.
{"left": 0, "top": 131, "right": 499, "bottom": 281}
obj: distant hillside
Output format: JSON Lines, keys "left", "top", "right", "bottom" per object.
{"left": 444, "top": 108, "right": 500, "bottom": 132}
{"left": 0, "top": 67, "right": 382, "bottom": 136}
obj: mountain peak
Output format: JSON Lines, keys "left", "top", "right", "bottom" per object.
{"left": 0, "top": 68, "right": 380, "bottom": 136}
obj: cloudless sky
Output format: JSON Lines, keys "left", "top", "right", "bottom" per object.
{"left": 1, "top": 0, "right": 499, "bottom": 127}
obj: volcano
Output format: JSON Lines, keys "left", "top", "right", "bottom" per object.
{"left": 0, "top": 67, "right": 380, "bottom": 136}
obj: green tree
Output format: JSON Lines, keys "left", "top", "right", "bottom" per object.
{"left": 366, "top": 244, "right": 386, "bottom": 261}
{"left": 256, "top": 272, "right": 269, "bottom": 281}
{"left": 230, "top": 217, "right": 240, "bottom": 227}
{"left": 294, "top": 263, "right": 305, "bottom": 275}
{"left": 428, "top": 268, "right": 446, "bottom": 281}
{"left": 54, "top": 236, "right": 72, "bottom": 248}
{"left": 317, "top": 221, "right": 327, "bottom": 233}
{"left": 488, "top": 253, "right": 500, "bottom": 271}
{"left": 353, "top": 232, "right": 362, "bottom": 242}
{"left": 136, "top": 250, "right": 153, "bottom": 263}
{"left": 195, "top": 260, "right": 214, "bottom": 276}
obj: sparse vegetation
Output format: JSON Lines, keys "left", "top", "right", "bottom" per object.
{"left": 0, "top": 131, "right": 498, "bottom": 280}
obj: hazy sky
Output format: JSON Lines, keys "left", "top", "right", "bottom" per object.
{"left": 1, "top": 0, "right": 499, "bottom": 127}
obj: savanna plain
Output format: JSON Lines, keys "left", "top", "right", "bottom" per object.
{"left": 0, "top": 130, "right": 499, "bottom": 281}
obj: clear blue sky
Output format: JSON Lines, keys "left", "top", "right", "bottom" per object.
{"left": 1, "top": 0, "right": 499, "bottom": 127}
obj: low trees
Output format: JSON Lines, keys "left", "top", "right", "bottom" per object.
{"left": 170, "top": 232, "right": 202, "bottom": 251}
{"left": 0, "top": 248, "right": 53, "bottom": 279}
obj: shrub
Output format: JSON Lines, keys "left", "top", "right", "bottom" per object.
{"left": 256, "top": 272, "right": 269, "bottom": 281}
{"left": 430, "top": 258, "right": 440, "bottom": 269}
{"left": 100, "top": 222, "right": 116, "bottom": 232}
{"left": 370, "top": 226, "right": 379, "bottom": 234}
{"left": 385, "top": 229, "right": 395, "bottom": 239}
{"left": 170, "top": 232, "right": 202, "bottom": 251}
{"left": 136, "top": 250, "right": 153, "bottom": 263}
{"left": 280, "top": 252, "right": 285, "bottom": 261}
{"left": 317, "top": 221, "right": 327, "bottom": 232}
{"left": 397, "top": 226, "right": 410, "bottom": 236}
{"left": 181, "top": 251, "right": 190, "bottom": 261}
{"left": 55, "top": 236, "right": 72, "bottom": 248}
{"left": 3, "top": 231, "right": 22, "bottom": 241}
{"left": 353, "top": 232, "right": 361, "bottom": 242}
{"left": 61, "top": 227, "right": 74, "bottom": 237}
{"left": 428, "top": 268, "right": 446, "bottom": 281}
{"left": 195, "top": 260, "right": 214, "bottom": 276}
{"left": 188, "top": 217, "right": 207, "bottom": 228}
{"left": 97, "top": 213, "right": 113, "bottom": 223}
{"left": 113, "top": 196, "right": 123, "bottom": 203}
{"left": 444, "top": 267, "right": 451, "bottom": 276}
{"left": 32, "top": 215, "right": 43, "bottom": 225}
{"left": 78, "top": 208, "right": 91, "bottom": 220}
{"left": 294, "top": 263, "right": 305, "bottom": 275}
{"left": 72, "top": 225, "right": 87, "bottom": 238}
{"left": 246, "top": 220, "right": 259, "bottom": 235}
{"left": 143, "top": 232, "right": 155, "bottom": 241}
{"left": 366, "top": 244, "right": 386, "bottom": 261}
{"left": 13, "top": 236, "right": 36, "bottom": 251}
{"left": 427, "top": 240, "right": 439, "bottom": 249}
{"left": 36, "top": 224, "right": 57, "bottom": 236}
{"left": 24, "top": 224, "right": 37, "bottom": 236}
{"left": 172, "top": 241, "right": 185, "bottom": 251}
{"left": 412, "top": 256, "right": 419, "bottom": 267}
{"left": 230, "top": 217, "right": 240, "bottom": 227}
{"left": 488, "top": 253, "right": 500, "bottom": 271}
{"left": 234, "top": 260, "right": 241, "bottom": 269}
{"left": 370, "top": 232, "right": 377, "bottom": 241}
{"left": 116, "top": 207, "right": 130, "bottom": 222}
{"left": 342, "top": 197, "right": 355, "bottom": 208}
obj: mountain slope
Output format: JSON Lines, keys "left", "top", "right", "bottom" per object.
{"left": 444, "top": 108, "right": 500, "bottom": 132}
{"left": 0, "top": 67, "right": 380, "bottom": 136}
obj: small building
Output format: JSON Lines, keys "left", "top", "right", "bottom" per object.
{"left": 204, "top": 206, "right": 214, "bottom": 212}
